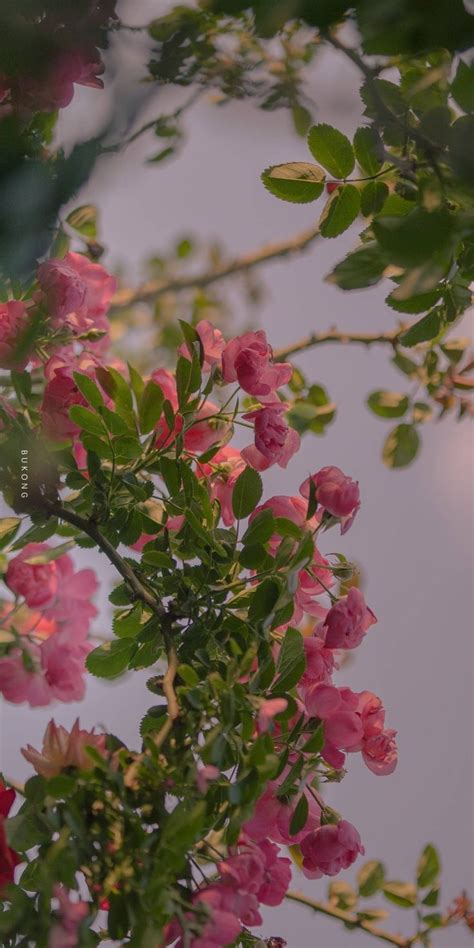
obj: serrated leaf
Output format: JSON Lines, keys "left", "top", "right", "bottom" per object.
{"left": 382, "top": 424, "right": 420, "bottom": 468}
{"left": 383, "top": 881, "right": 417, "bottom": 908}
{"left": 289, "top": 794, "right": 309, "bottom": 836}
{"left": 69, "top": 405, "right": 104, "bottom": 436}
{"left": 139, "top": 380, "right": 164, "bottom": 434}
{"left": 399, "top": 309, "right": 444, "bottom": 347}
{"left": 308, "top": 124, "right": 355, "bottom": 178}
{"left": 367, "top": 390, "right": 409, "bottom": 419}
{"left": 232, "top": 467, "right": 263, "bottom": 520}
{"left": 86, "top": 639, "right": 136, "bottom": 678}
{"left": 327, "top": 244, "right": 385, "bottom": 289}
{"left": 23, "top": 540, "right": 75, "bottom": 564}
{"left": 357, "top": 860, "right": 386, "bottom": 897}
{"left": 242, "top": 508, "right": 275, "bottom": 546}
{"left": 261, "top": 162, "right": 325, "bottom": 203}
{"left": 417, "top": 844, "right": 441, "bottom": 888}
{"left": 360, "top": 181, "right": 388, "bottom": 217}
{"left": 319, "top": 185, "right": 360, "bottom": 238}
{"left": 275, "top": 627, "right": 305, "bottom": 692}
{"left": 353, "top": 127, "right": 382, "bottom": 175}
{"left": 73, "top": 372, "right": 104, "bottom": 409}
{"left": 66, "top": 205, "right": 97, "bottom": 238}
{"left": 386, "top": 289, "right": 442, "bottom": 314}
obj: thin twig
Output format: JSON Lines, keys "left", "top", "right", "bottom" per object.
{"left": 285, "top": 891, "right": 411, "bottom": 947}
{"left": 274, "top": 327, "right": 403, "bottom": 361}
{"left": 110, "top": 224, "right": 321, "bottom": 310}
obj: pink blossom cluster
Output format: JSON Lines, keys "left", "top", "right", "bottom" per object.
{"left": 21, "top": 719, "right": 106, "bottom": 778}
{"left": 165, "top": 835, "right": 292, "bottom": 947}
{"left": 0, "top": 543, "right": 98, "bottom": 707}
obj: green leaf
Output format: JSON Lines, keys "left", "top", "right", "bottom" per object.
{"left": 412, "top": 402, "right": 433, "bottom": 423}
{"left": 327, "top": 244, "right": 385, "bottom": 289}
{"left": 113, "top": 604, "right": 143, "bottom": 639}
{"left": 23, "top": 540, "right": 75, "bottom": 564}
{"left": 176, "top": 354, "right": 201, "bottom": 405}
{"left": 66, "top": 205, "right": 98, "bottom": 238}
{"left": 275, "top": 627, "right": 305, "bottom": 692}
{"left": 261, "top": 162, "right": 325, "bottom": 203}
{"left": 353, "top": 127, "right": 382, "bottom": 175}
{"left": 383, "top": 881, "right": 417, "bottom": 908}
{"left": 248, "top": 578, "right": 281, "bottom": 623}
{"left": 308, "top": 124, "right": 355, "bottom": 178}
{"left": 98, "top": 405, "right": 130, "bottom": 436}
{"left": 417, "top": 845, "right": 441, "bottom": 888}
{"left": 86, "top": 639, "right": 136, "bottom": 678}
{"left": 69, "top": 405, "right": 104, "bottom": 436}
{"left": 386, "top": 289, "right": 442, "bottom": 314}
{"left": 139, "top": 380, "right": 164, "bottom": 434}
{"left": 399, "top": 309, "right": 444, "bottom": 347}
{"left": 232, "top": 467, "right": 263, "bottom": 520}
{"left": 73, "top": 372, "right": 104, "bottom": 409}
{"left": 319, "top": 185, "right": 360, "bottom": 238}
{"left": 451, "top": 60, "right": 474, "bottom": 113}
{"left": 367, "top": 390, "right": 409, "bottom": 419}
{"left": 141, "top": 550, "right": 174, "bottom": 570}
{"left": 301, "top": 722, "right": 324, "bottom": 754}
{"left": 0, "top": 517, "right": 21, "bottom": 547}
{"left": 382, "top": 424, "right": 420, "bottom": 469}
{"left": 289, "top": 794, "right": 309, "bottom": 836}
{"left": 360, "top": 181, "right": 388, "bottom": 217}
{"left": 242, "top": 508, "right": 275, "bottom": 546}
{"left": 372, "top": 209, "right": 454, "bottom": 267}
{"left": 357, "top": 860, "right": 386, "bottom": 897}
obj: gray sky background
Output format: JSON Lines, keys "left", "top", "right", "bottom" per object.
{"left": 1, "top": 2, "right": 473, "bottom": 945}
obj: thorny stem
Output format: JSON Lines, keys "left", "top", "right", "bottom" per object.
{"left": 274, "top": 328, "right": 403, "bottom": 362}
{"left": 110, "top": 223, "right": 322, "bottom": 310}
{"left": 285, "top": 891, "right": 412, "bottom": 947}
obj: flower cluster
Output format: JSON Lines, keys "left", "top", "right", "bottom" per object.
{"left": 0, "top": 543, "right": 98, "bottom": 706}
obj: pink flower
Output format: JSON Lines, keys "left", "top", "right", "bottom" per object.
{"left": 255, "top": 839, "right": 292, "bottom": 907}
{"left": 258, "top": 698, "right": 288, "bottom": 732}
{"left": 300, "top": 466, "right": 360, "bottom": 533}
{"left": 41, "top": 368, "right": 88, "bottom": 440}
{"left": 221, "top": 330, "right": 292, "bottom": 399}
{"left": 198, "top": 447, "right": 246, "bottom": 527}
{"left": 40, "top": 630, "right": 91, "bottom": 704}
{"left": 0, "top": 301, "right": 31, "bottom": 369}
{"left": 49, "top": 886, "right": 89, "bottom": 948}
{"left": 37, "top": 252, "right": 116, "bottom": 341}
{"left": 165, "top": 886, "right": 241, "bottom": 948}
{"left": 300, "top": 820, "right": 364, "bottom": 878}
{"left": 0, "top": 631, "right": 90, "bottom": 707}
{"left": 183, "top": 400, "right": 230, "bottom": 456}
{"left": 219, "top": 836, "right": 291, "bottom": 909}
{"left": 244, "top": 782, "right": 320, "bottom": 846}
{"left": 16, "top": 50, "right": 105, "bottom": 113}
{"left": 196, "top": 765, "right": 220, "bottom": 793}
{"left": 6, "top": 543, "right": 60, "bottom": 609}
{"left": 178, "top": 320, "right": 225, "bottom": 372}
{"left": 300, "top": 635, "right": 336, "bottom": 688}
{"left": 242, "top": 403, "right": 300, "bottom": 471}
{"left": 21, "top": 719, "right": 106, "bottom": 778}
{"left": 323, "top": 588, "right": 377, "bottom": 650}
{"left": 362, "top": 729, "right": 398, "bottom": 776}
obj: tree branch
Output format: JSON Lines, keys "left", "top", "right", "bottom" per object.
{"left": 274, "top": 327, "right": 402, "bottom": 361}
{"left": 285, "top": 891, "right": 411, "bottom": 948}
{"left": 110, "top": 224, "right": 321, "bottom": 310}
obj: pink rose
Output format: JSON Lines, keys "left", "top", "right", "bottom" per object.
{"left": 0, "top": 301, "right": 31, "bottom": 370}
{"left": 244, "top": 781, "right": 320, "bottom": 846}
{"left": 37, "top": 252, "right": 115, "bottom": 341}
{"left": 16, "top": 50, "right": 105, "bottom": 113}
{"left": 323, "top": 588, "right": 377, "bottom": 650}
{"left": 198, "top": 447, "right": 246, "bottom": 527}
{"left": 41, "top": 368, "right": 88, "bottom": 440}
{"left": 6, "top": 543, "right": 60, "bottom": 608}
{"left": 300, "top": 635, "right": 336, "bottom": 689}
{"left": 22, "top": 719, "right": 106, "bottom": 778}
{"left": 178, "top": 320, "right": 225, "bottom": 372}
{"left": 362, "top": 728, "right": 398, "bottom": 776}
{"left": 221, "top": 330, "right": 292, "bottom": 398}
{"left": 300, "top": 820, "right": 364, "bottom": 878}
{"left": 183, "top": 400, "right": 230, "bottom": 456}
{"left": 300, "top": 465, "right": 360, "bottom": 533}
{"left": 242, "top": 402, "right": 300, "bottom": 471}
